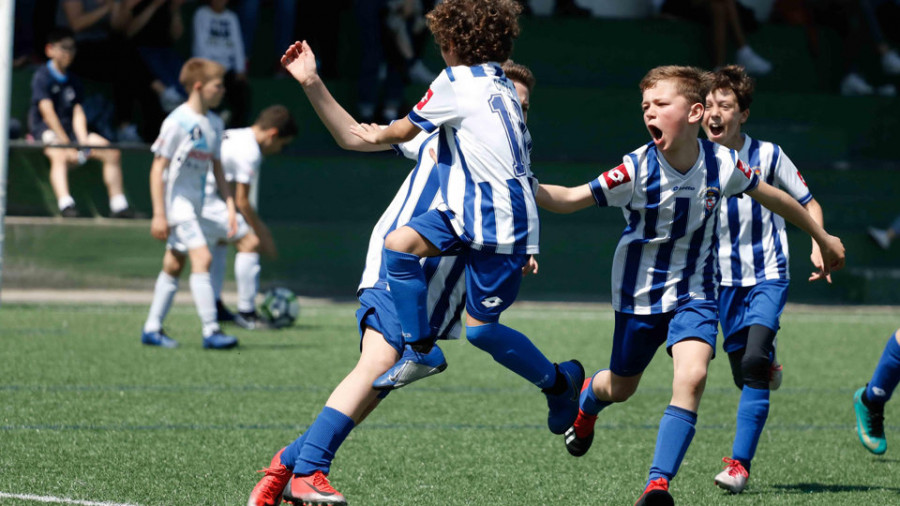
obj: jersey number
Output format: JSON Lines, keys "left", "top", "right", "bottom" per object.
{"left": 489, "top": 94, "right": 527, "bottom": 177}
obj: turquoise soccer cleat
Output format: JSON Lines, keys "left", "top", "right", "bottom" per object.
{"left": 854, "top": 387, "right": 887, "bottom": 455}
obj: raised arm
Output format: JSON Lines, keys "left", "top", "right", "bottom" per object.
{"left": 747, "top": 181, "right": 845, "bottom": 279}
{"left": 536, "top": 183, "right": 596, "bottom": 214}
{"left": 281, "top": 41, "right": 389, "bottom": 152}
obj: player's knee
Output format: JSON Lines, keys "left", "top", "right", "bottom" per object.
{"left": 465, "top": 322, "right": 498, "bottom": 350}
{"left": 741, "top": 347, "right": 770, "bottom": 389}
{"left": 162, "top": 252, "right": 184, "bottom": 276}
{"left": 238, "top": 233, "right": 259, "bottom": 252}
{"left": 727, "top": 351, "right": 745, "bottom": 389}
{"left": 608, "top": 383, "right": 637, "bottom": 403}
{"left": 675, "top": 363, "right": 708, "bottom": 392}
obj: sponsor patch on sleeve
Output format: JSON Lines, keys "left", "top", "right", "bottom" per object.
{"left": 602, "top": 164, "right": 631, "bottom": 189}
{"left": 416, "top": 89, "right": 434, "bottom": 110}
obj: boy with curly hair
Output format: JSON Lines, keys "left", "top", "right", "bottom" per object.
{"left": 351, "top": 0, "right": 583, "bottom": 432}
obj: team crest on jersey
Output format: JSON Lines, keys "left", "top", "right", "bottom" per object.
{"left": 603, "top": 164, "right": 631, "bottom": 190}
{"left": 416, "top": 89, "right": 434, "bottom": 110}
{"left": 703, "top": 187, "right": 720, "bottom": 213}
{"left": 190, "top": 125, "right": 202, "bottom": 140}
{"left": 750, "top": 166, "right": 762, "bottom": 177}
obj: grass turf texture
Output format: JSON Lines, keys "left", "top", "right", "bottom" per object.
{"left": 1, "top": 302, "right": 898, "bottom": 505}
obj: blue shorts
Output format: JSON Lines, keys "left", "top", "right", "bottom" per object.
{"left": 356, "top": 288, "right": 404, "bottom": 355}
{"left": 609, "top": 299, "right": 719, "bottom": 377}
{"left": 406, "top": 208, "right": 527, "bottom": 323}
{"left": 719, "top": 279, "right": 789, "bottom": 353}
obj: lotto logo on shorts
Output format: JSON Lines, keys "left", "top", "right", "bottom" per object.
{"left": 481, "top": 296, "right": 503, "bottom": 308}
{"left": 603, "top": 164, "right": 631, "bottom": 189}
{"left": 417, "top": 89, "right": 434, "bottom": 110}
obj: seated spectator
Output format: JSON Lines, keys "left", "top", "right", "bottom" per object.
{"left": 28, "top": 28, "right": 136, "bottom": 218}
{"left": 122, "top": 0, "right": 189, "bottom": 113}
{"left": 193, "top": 0, "right": 251, "bottom": 126}
{"left": 660, "top": 0, "right": 773, "bottom": 74}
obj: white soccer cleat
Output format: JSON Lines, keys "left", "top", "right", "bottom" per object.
{"left": 714, "top": 457, "right": 749, "bottom": 494}
{"left": 868, "top": 227, "right": 891, "bottom": 250}
{"left": 735, "top": 46, "right": 772, "bottom": 76}
{"left": 841, "top": 73, "right": 874, "bottom": 96}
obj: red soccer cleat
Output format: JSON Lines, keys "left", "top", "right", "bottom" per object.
{"left": 247, "top": 447, "right": 292, "bottom": 506}
{"left": 634, "top": 477, "right": 673, "bottom": 506}
{"left": 283, "top": 470, "right": 347, "bottom": 506}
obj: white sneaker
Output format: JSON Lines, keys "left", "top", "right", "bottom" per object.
{"left": 841, "top": 73, "right": 874, "bottom": 96}
{"left": 408, "top": 59, "right": 436, "bottom": 84}
{"left": 868, "top": 227, "right": 891, "bottom": 250}
{"left": 735, "top": 46, "right": 773, "bottom": 76}
{"left": 882, "top": 50, "right": 900, "bottom": 75}
{"left": 714, "top": 458, "right": 749, "bottom": 494}
{"left": 160, "top": 86, "right": 184, "bottom": 113}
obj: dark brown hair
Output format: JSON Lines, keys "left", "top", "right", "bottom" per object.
{"left": 709, "top": 65, "right": 755, "bottom": 111}
{"left": 254, "top": 105, "right": 298, "bottom": 138}
{"left": 179, "top": 57, "right": 226, "bottom": 94}
{"left": 501, "top": 60, "right": 535, "bottom": 93}
{"left": 426, "top": 0, "right": 521, "bottom": 66}
{"left": 639, "top": 65, "right": 711, "bottom": 106}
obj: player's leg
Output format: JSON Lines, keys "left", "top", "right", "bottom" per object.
{"left": 182, "top": 220, "right": 238, "bottom": 349}
{"left": 209, "top": 242, "right": 235, "bottom": 322}
{"left": 637, "top": 300, "right": 717, "bottom": 505}
{"left": 141, "top": 248, "right": 185, "bottom": 348}
{"left": 855, "top": 328, "right": 900, "bottom": 454}
{"left": 233, "top": 231, "right": 269, "bottom": 329}
{"left": 85, "top": 133, "right": 130, "bottom": 217}
{"left": 44, "top": 146, "right": 78, "bottom": 216}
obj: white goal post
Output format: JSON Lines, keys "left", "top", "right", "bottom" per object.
{"left": 0, "top": 0, "right": 15, "bottom": 307}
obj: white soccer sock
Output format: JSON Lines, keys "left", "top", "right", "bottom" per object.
{"left": 58, "top": 195, "right": 75, "bottom": 211}
{"left": 210, "top": 243, "right": 228, "bottom": 300}
{"left": 190, "top": 272, "right": 220, "bottom": 337}
{"left": 143, "top": 271, "right": 179, "bottom": 333}
{"left": 109, "top": 194, "right": 129, "bottom": 213}
{"left": 235, "top": 252, "right": 260, "bottom": 313}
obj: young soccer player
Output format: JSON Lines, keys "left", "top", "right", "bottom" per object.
{"left": 350, "top": 0, "right": 584, "bottom": 434}
{"left": 203, "top": 105, "right": 298, "bottom": 329}
{"left": 246, "top": 42, "right": 538, "bottom": 506}
{"left": 853, "top": 329, "right": 900, "bottom": 455}
{"left": 28, "top": 27, "right": 134, "bottom": 218}
{"left": 140, "top": 57, "right": 239, "bottom": 350}
{"left": 701, "top": 65, "right": 829, "bottom": 494}
{"left": 534, "top": 65, "right": 845, "bottom": 505}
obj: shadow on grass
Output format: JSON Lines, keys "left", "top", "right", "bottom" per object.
{"left": 772, "top": 483, "right": 900, "bottom": 494}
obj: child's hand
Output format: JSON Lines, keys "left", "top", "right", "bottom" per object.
{"left": 814, "top": 234, "right": 846, "bottom": 281}
{"left": 808, "top": 243, "right": 831, "bottom": 283}
{"left": 280, "top": 40, "right": 318, "bottom": 86}
{"left": 349, "top": 123, "right": 382, "bottom": 144}
{"left": 150, "top": 215, "right": 168, "bottom": 241}
{"left": 522, "top": 255, "right": 539, "bottom": 276}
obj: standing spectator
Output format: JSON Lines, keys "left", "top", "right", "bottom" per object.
{"left": 28, "top": 28, "right": 135, "bottom": 218}
{"left": 660, "top": 0, "right": 773, "bottom": 74}
{"left": 122, "top": 0, "right": 189, "bottom": 114}
{"left": 233, "top": 0, "right": 295, "bottom": 75}
{"left": 57, "top": 0, "right": 159, "bottom": 141}
{"left": 355, "top": 0, "right": 405, "bottom": 123}
{"left": 193, "top": 0, "right": 251, "bottom": 126}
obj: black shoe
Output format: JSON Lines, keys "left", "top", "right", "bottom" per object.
{"left": 60, "top": 205, "right": 80, "bottom": 218}
{"left": 111, "top": 207, "right": 147, "bottom": 219}
{"left": 564, "top": 424, "right": 594, "bottom": 457}
{"left": 216, "top": 299, "right": 236, "bottom": 322}
{"left": 234, "top": 311, "right": 274, "bottom": 330}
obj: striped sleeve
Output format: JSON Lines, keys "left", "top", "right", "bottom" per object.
{"left": 588, "top": 159, "right": 636, "bottom": 208}
{"left": 772, "top": 147, "right": 812, "bottom": 205}
{"left": 407, "top": 69, "right": 458, "bottom": 134}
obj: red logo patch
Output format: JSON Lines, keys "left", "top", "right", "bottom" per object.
{"left": 737, "top": 160, "right": 753, "bottom": 179}
{"left": 603, "top": 164, "right": 631, "bottom": 189}
{"left": 796, "top": 170, "right": 808, "bottom": 187}
{"left": 416, "top": 89, "right": 434, "bottom": 110}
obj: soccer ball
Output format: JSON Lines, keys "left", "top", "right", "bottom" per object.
{"left": 259, "top": 287, "right": 300, "bottom": 328}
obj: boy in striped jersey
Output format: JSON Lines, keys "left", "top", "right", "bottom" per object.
{"left": 351, "top": 0, "right": 584, "bottom": 433}
{"left": 247, "top": 42, "right": 542, "bottom": 506}
{"left": 702, "top": 65, "right": 829, "bottom": 494}
{"left": 535, "top": 65, "right": 845, "bottom": 505}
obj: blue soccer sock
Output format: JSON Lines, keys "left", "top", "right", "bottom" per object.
{"left": 648, "top": 405, "right": 697, "bottom": 485}
{"left": 466, "top": 322, "right": 556, "bottom": 389}
{"left": 580, "top": 370, "right": 612, "bottom": 415}
{"left": 293, "top": 407, "right": 355, "bottom": 476}
{"left": 383, "top": 248, "right": 431, "bottom": 344}
{"left": 866, "top": 332, "right": 900, "bottom": 405}
{"left": 731, "top": 385, "right": 770, "bottom": 471}
{"left": 280, "top": 431, "right": 309, "bottom": 469}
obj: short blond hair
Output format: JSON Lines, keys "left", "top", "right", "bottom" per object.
{"left": 179, "top": 57, "right": 226, "bottom": 94}
{"left": 639, "top": 65, "right": 711, "bottom": 106}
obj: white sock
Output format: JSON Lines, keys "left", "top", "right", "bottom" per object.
{"left": 58, "top": 195, "right": 75, "bottom": 210}
{"left": 109, "top": 194, "right": 129, "bottom": 213}
{"left": 143, "top": 272, "right": 179, "bottom": 333}
{"left": 190, "top": 272, "right": 220, "bottom": 337}
{"left": 235, "top": 252, "right": 260, "bottom": 313}
{"left": 210, "top": 244, "right": 228, "bottom": 300}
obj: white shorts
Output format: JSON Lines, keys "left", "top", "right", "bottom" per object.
{"left": 200, "top": 211, "right": 251, "bottom": 245}
{"left": 167, "top": 219, "right": 208, "bottom": 253}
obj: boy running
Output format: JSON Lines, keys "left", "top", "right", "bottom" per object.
{"left": 853, "top": 329, "right": 900, "bottom": 455}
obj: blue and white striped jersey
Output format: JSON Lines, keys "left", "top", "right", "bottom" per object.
{"left": 357, "top": 131, "right": 466, "bottom": 340}
{"left": 151, "top": 104, "right": 223, "bottom": 224}
{"left": 717, "top": 135, "right": 812, "bottom": 287}
{"left": 589, "top": 139, "right": 759, "bottom": 314}
{"left": 407, "top": 63, "right": 540, "bottom": 255}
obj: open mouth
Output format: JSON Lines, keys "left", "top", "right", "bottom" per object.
{"left": 708, "top": 124, "right": 725, "bottom": 137}
{"left": 648, "top": 125, "right": 663, "bottom": 141}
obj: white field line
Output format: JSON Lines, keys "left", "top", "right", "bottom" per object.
{"left": 0, "top": 492, "right": 140, "bottom": 506}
